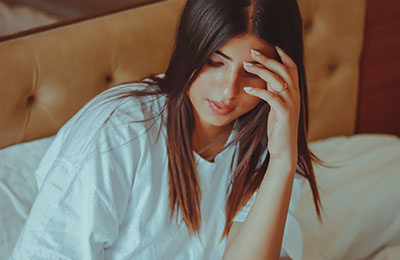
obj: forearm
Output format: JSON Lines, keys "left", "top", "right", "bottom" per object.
{"left": 222, "top": 159, "right": 296, "bottom": 260}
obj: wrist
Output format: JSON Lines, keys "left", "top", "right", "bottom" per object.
{"left": 269, "top": 157, "right": 297, "bottom": 174}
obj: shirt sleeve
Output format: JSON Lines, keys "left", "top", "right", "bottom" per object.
{"left": 9, "top": 85, "right": 144, "bottom": 260}
{"left": 232, "top": 169, "right": 306, "bottom": 260}
{"left": 9, "top": 157, "right": 121, "bottom": 260}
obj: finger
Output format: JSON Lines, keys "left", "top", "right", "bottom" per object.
{"left": 275, "top": 46, "right": 297, "bottom": 71}
{"left": 243, "top": 62, "right": 290, "bottom": 96}
{"left": 243, "top": 86, "right": 288, "bottom": 115}
{"left": 250, "top": 49, "right": 294, "bottom": 90}
{"left": 275, "top": 46, "right": 299, "bottom": 93}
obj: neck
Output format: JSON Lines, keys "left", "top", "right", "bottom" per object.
{"left": 192, "top": 119, "right": 234, "bottom": 161}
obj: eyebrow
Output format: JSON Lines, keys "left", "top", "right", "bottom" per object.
{"left": 215, "top": 50, "right": 232, "bottom": 61}
{"left": 215, "top": 49, "right": 261, "bottom": 65}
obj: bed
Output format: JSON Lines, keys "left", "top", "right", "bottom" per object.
{"left": 1, "top": 0, "right": 399, "bottom": 259}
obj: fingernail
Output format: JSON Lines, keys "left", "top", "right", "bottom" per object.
{"left": 243, "top": 61, "right": 253, "bottom": 67}
{"left": 243, "top": 86, "right": 253, "bottom": 92}
{"left": 275, "top": 46, "right": 284, "bottom": 53}
{"left": 251, "top": 49, "right": 261, "bottom": 56}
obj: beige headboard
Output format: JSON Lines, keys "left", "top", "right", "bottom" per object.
{"left": 0, "top": 0, "right": 366, "bottom": 149}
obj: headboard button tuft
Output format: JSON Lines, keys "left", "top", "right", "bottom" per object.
{"left": 105, "top": 75, "right": 113, "bottom": 83}
{"left": 27, "top": 95, "right": 35, "bottom": 105}
{"left": 328, "top": 63, "right": 338, "bottom": 73}
{"left": 304, "top": 19, "right": 313, "bottom": 33}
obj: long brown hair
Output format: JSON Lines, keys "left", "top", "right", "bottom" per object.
{"left": 90, "top": 0, "right": 331, "bottom": 243}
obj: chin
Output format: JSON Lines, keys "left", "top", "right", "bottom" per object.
{"left": 205, "top": 113, "right": 235, "bottom": 127}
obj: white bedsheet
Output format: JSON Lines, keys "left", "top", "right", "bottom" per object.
{"left": 296, "top": 134, "right": 400, "bottom": 260}
{"left": 1, "top": 133, "right": 399, "bottom": 259}
{"left": 0, "top": 136, "right": 55, "bottom": 259}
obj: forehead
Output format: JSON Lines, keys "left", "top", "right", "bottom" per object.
{"left": 216, "top": 33, "right": 278, "bottom": 60}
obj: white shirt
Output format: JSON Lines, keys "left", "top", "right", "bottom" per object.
{"left": 10, "top": 75, "right": 305, "bottom": 260}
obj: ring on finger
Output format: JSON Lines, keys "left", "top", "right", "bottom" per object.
{"left": 274, "top": 82, "right": 289, "bottom": 94}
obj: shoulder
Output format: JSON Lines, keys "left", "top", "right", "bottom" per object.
{"left": 75, "top": 73, "right": 166, "bottom": 127}
{"left": 40, "top": 74, "right": 167, "bottom": 169}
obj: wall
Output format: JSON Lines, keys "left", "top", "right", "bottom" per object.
{"left": 357, "top": 0, "right": 400, "bottom": 137}
{"left": 2, "top": 0, "right": 161, "bottom": 19}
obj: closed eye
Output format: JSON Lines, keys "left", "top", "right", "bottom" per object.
{"left": 207, "top": 59, "right": 259, "bottom": 78}
{"left": 206, "top": 59, "right": 223, "bottom": 67}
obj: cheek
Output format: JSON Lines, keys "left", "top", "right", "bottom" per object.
{"left": 253, "top": 80, "right": 268, "bottom": 90}
{"left": 187, "top": 73, "right": 215, "bottom": 99}
{"left": 187, "top": 82, "right": 203, "bottom": 101}
{"left": 239, "top": 94, "right": 261, "bottom": 111}
{"left": 239, "top": 80, "right": 267, "bottom": 106}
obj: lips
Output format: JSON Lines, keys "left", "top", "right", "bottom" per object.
{"left": 208, "top": 99, "right": 234, "bottom": 115}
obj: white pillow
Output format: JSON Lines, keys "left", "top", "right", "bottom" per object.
{"left": 297, "top": 134, "right": 400, "bottom": 260}
{"left": 0, "top": 136, "right": 55, "bottom": 259}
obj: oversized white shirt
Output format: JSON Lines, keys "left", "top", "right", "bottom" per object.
{"left": 10, "top": 75, "right": 305, "bottom": 260}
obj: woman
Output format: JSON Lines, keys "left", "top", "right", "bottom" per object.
{"left": 10, "top": 0, "right": 325, "bottom": 259}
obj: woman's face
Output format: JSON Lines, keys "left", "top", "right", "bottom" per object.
{"left": 187, "top": 33, "right": 279, "bottom": 133}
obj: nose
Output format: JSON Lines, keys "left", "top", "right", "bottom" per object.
{"left": 219, "top": 68, "right": 241, "bottom": 102}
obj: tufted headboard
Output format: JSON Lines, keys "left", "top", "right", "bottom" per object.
{"left": 0, "top": 0, "right": 367, "bottom": 149}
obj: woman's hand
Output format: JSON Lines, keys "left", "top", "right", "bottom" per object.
{"left": 242, "top": 46, "right": 300, "bottom": 168}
